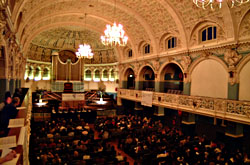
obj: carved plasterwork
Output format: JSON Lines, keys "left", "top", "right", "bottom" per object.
{"left": 181, "top": 56, "right": 191, "bottom": 72}
{"left": 133, "top": 62, "right": 140, "bottom": 74}
{"left": 0, "top": 20, "right": 6, "bottom": 44}
{"left": 224, "top": 49, "right": 242, "bottom": 68}
{"left": 239, "top": 10, "right": 250, "bottom": 40}
{"left": 201, "top": 51, "right": 213, "bottom": 58}
{"left": 152, "top": 59, "right": 160, "bottom": 72}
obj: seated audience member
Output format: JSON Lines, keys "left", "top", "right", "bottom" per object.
{"left": 0, "top": 97, "right": 20, "bottom": 136}
{"left": 0, "top": 92, "right": 12, "bottom": 111}
{"left": 0, "top": 150, "right": 17, "bottom": 164}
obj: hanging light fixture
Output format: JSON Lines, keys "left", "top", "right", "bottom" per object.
{"left": 76, "top": 44, "right": 94, "bottom": 59}
{"left": 76, "top": 13, "right": 94, "bottom": 59}
{"left": 193, "top": 0, "right": 250, "bottom": 10}
{"left": 101, "top": 0, "right": 128, "bottom": 46}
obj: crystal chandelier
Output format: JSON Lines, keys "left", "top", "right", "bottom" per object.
{"left": 101, "top": 0, "right": 128, "bottom": 46}
{"left": 101, "top": 22, "right": 128, "bottom": 46}
{"left": 193, "top": 0, "right": 250, "bottom": 10}
{"left": 75, "top": 44, "right": 94, "bottom": 59}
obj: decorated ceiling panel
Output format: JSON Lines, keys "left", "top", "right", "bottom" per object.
{"left": 9, "top": 0, "right": 249, "bottom": 63}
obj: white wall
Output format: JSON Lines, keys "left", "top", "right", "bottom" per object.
{"left": 239, "top": 60, "right": 250, "bottom": 101}
{"left": 191, "top": 59, "right": 228, "bottom": 98}
{"left": 84, "top": 81, "right": 118, "bottom": 93}
{"left": 23, "top": 80, "right": 51, "bottom": 92}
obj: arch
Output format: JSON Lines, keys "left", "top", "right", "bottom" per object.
{"left": 34, "top": 66, "right": 41, "bottom": 81}
{"left": 190, "top": 58, "right": 228, "bottom": 98}
{"left": 122, "top": 67, "right": 135, "bottom": 81}
{"left": 109, "top": 69, "right": 115, "bottom": 80}
{"left": 102, "top": 69, "right": 108, "bottom": 79}
{"left": 15, "top": 12, "right": 22, "bottom": 32}
{"left": 237, "top": 53, "right": 250, "bottom": 74}
{"left": 94, "top": 69, "right": 100, "bottom": 79}
{"left": 21, "top": 22, "right": 127, "bottom": 60}
{"left": 85, "top": 69, "right": 92, "bottom": 80}
{"left": 138, "top": 41, "right": 147, "bottom": 55}
{"left": 155, "top": 0, "right": 187, "bottom": 49}
{"left": 159, "top": 61, "right": 184, "bottom": 78}
{"left": 123, "top": 67, "right": 135, "bottom": 89}
{"left": 189, "top": 20, "right": 226, "bottom": 47}
{"left": 16, "top": 0, "right": 157, "bottom": 52}
{"left": 122, "top": 46, "right": 133, "bottom": 60}
{"left": 138, "top": 65, "right": 155, "bottom": 81}
{"left": 238, "top": 54, "right": 250, "bottom": 101}
{"left": 28, "top": 66, "right": 34, "bottom": 79}
{"left": 138, "top": 65, "right": 155, "bottom": 91}
{"left": 159, "top": 63, "right": 184, "bottom": 81}
{"left": 159, "top": 62, "right": 184, "bottom": 93}
{"left": 189, "top": 55, "right": 228, "bottom": 75}
{"left": 159, "top": 33, "right": 179, "bottom": 52}
{"left": 138, "top": 64, "right": 156, "bottom": 80}
{"left": 238, "top": 9, "right": 250, "bottom": 41}
{"left": 42, "top": 67, "right": 50, "bottom": 80}
{"left": 138, "top": 41, "right": 152, "bottom": 56}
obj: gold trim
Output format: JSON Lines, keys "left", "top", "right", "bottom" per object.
{"left": 225, "top": 133, "right": 243, "bottom": 138}
{"left": 181, "top": 121, "right": 195, "bottom": 125}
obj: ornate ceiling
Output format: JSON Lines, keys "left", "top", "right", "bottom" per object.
{"left": 8, "top": 0, "right": 250, "bottom": 63}
{"left": 31, "top": 27, "right": 107, "bottom": 50}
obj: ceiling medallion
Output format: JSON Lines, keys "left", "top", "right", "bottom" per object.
{"left": 75, "top": 44, "right": 94, "bottom": 59}
{"left": 193, "top": 0, "right": 250, "bottom": 10}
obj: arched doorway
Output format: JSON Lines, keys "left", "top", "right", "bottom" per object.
{"left": 139, "top": 66, "right": 155, "bottom": 91}
{"left": 123, "top": 68, "right": 135, "bottom": 89}
{"left": 160, "top": 63, "right": 183, "bottom": 93}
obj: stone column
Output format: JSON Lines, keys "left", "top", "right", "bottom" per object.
{"left": 181, "top": 112, "right": 196, "bottom": 136}
{"left": 9, "top": 78, "right": 16, "bottom": 95}
{"left": 154, "top": 106, "right": 164, "bottom": 116}
{"left": 225, "top": 122, "right": 243, "bottom": 138}
{"left": 227, "top": 83, "right": 239, "bottom": 100}
{"left": 182, "top": 112, "right": 195, "bottom": 124}
{"left": 183, "top": 82, "right": 191, "bottom": 95}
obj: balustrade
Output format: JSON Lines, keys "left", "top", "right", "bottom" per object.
{"left": 118, "top": 89, "right": 250, "bottom": 124}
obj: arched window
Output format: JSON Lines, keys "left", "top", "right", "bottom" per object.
{"left": 85, "top": 70, "right": 91, "bottom": 79}
{"left": 34, "top": 67, "right": 41, "bottom": 81}
{"left": 103, "top": 70, "right": 108, "bottom": 79}
{"left": 110, "top": 70, "right": 115, "bottom": 79}
{"left": 166, "top": 37, "right": 177, "bottom": 49}
{"left": 201, "top": 26, "right": 217, "bottom": 42}
{"left": 144, "top": 44, "right": 150, "bottom": 54}
{"left": 128, "top": 49, "right": 133, "bottom": 58}
{"left": 95, "top": 70, "right": 100, "bottom": 79}
{"left": 28, "top": 66, "right": 34, "bottom": 79}
{"left": 43, "top": 68, "right": 49, "bottom": 77}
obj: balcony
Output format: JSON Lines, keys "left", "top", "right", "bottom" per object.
{"left": 118, "top": 89, "right": 250, "bottom": 125}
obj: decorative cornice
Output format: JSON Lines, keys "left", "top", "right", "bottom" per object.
{"left": 27, "top": 59, "right": 52, "bottom": 65}
{"left": 120, "top": 42, "right": 250, "bottom": 64}
{"left": 27, "top": 59, "right": 119, "bottom": 67}
{"left": 84, "top": 62, "right": 118, "bottom": 67}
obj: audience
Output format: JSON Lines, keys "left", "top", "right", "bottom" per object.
{"left": 29, "top": 116, "right": 129, "bottom": 165}
{"left": 95, "top": 115, "right": 249, "bottom": 165}
{"left": 0, "top": 94, "right": 20, "bottom": 136}
{"left": 28, "top": 112, "right": 249, "bottom": 164}
{"left": 0, "top": 91, "right": 12, "bottom": 112}
{"left": 0, "top": 150, "right": 17, "bottom": 164}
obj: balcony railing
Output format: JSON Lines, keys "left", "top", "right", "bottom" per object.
{"left": 118, "top": 89, "right": 250, "bottom": 124}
